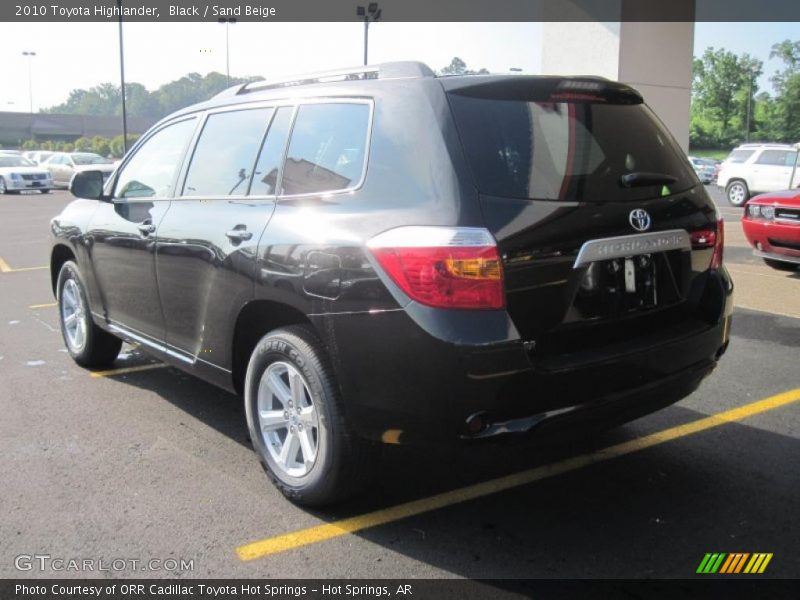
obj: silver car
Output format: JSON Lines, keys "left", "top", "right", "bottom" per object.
{"left": 43, "top": 152, "right": 116, "bottom": 189}
{"left": 0, "top": 155, "right": 53, "bottom": 194}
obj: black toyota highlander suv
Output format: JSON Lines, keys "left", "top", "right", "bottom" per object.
{"left": 50, "top": 62, "right": 732, "bottom": 506}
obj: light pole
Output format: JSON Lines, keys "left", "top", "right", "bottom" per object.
{"left": 118, "top": 0, "right": 128, "bottom": 154}
{"left": 218, "top": 18, "right": 236, "bottom": 86}
{"left": 745, "top": 66, "right": 756, "bottom": 143}
{"left": 22, "top": 51, "right": 36, "bottom": 113}
{"left": 356, "top": 3, "right": 381, "bottom": 66}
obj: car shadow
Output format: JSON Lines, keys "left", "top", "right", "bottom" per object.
{"left": 93, "top": 347, "right": 800, "bottom": 580}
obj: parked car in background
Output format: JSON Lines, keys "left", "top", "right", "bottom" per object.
{"left": 717, "top": 143, "right": 800, "bottom": 206}
{"left": 0, "top": 155, "right": 52, "bottom": 194}
{"left": 23, "top": 150, "right": 55, "bottom": 165}
{"left": 43, "top": 152, "right": 116, "bottom": 189}
{"left": 0, "top": 149, "right": 22, "bottom": 156}
{"left": 688, "top": 156, "right": 716, "bottom": 184}
{"left": 742, "top": 190, "right": 800, "bottom": 271}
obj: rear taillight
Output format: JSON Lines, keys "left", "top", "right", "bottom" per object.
{"left": 711, "top": 218, "right": 724, "bottom": 269}
{"left": 690, "top": 218, "right": 724, "bottom": 269}
{"left": 366, "top": 226, "right": 504, "bottom": 310}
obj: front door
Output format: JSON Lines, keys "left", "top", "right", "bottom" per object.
{"left": 86, "top": 117, "right": 198, "bottom": 342}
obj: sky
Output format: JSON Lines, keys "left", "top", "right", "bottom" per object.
{"left": 0, "top": 21, "right": 797, "bottom": 112}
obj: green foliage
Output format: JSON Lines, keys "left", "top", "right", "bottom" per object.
{"left": 14, "top": 134, "right": 138, "bottom": 158}
{"left": 691, "top": 41, "right": 800, "bottom": 149}
{"left": 73, "top": 137, "right": 93, "bottom": 152}
{"left": 438, "top": 57, "right": 490, "bottom": 76}
{"left": 110, "top": 134, "right": 140, "bottom": 158}
{"left": 44, "top": 72, "right": 263, "bottom": 120}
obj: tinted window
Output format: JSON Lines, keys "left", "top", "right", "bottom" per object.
{"left": 282, "top": 103, "right": 370, "bottom": 195}
{"left": 449, "top": 95, "right": 696, "bottom": 202}
{"left": 249, "top": 107, "right": 293, "bottom": 196}
{"left": 726, "top": 149, "right": 755, "bottom": 163}
{"left": 755, "top": 149, "right": 797, "bottom": 167}
{"left": 183, "top": 108, "right": 272, "bottom": 197}
{"left": 115, "top": 119, "right": 196, "bottom": 199}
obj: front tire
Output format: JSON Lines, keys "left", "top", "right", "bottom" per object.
{"left": 244, "top": 325, "right": 375, "bottom": 507}
{"left": 763, "top": 258, "right": 798, "bottom": 271}
{"left": 57, "top": 261, "right": 122, "bottom": 368}
{"left": 726, "top": 180, "right": 749, "bottom": 206}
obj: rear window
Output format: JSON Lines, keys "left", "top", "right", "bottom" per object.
{"left": 448, "top": 95, "right": 696, "bottom": 202}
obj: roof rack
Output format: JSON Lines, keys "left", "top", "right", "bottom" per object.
{"left": 235, "top": 61, "right": 435, "bottom": 95}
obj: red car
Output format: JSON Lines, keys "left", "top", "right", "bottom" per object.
{"left": 742, "top": 190, "right": 800, "bottom": 271}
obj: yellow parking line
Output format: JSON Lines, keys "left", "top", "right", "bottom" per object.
{"left": 236, "top": 387, "right": 800, "bottom": 562}
{"left": 90, "top": 363, "right": 168, "bottom": 378}
{"left": 0, "top": 257, "right": 48, "bottom": 273}
{"left": 29, "top": 302, "right": 57, "bottom": 309}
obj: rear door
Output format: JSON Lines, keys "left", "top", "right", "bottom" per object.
{"left": 445, "top": 78, "right": 718, "bottom": 356}
{"left": 155, "top": 104, "right": 294, "bottom": 365}
{"left": 752, "top": 148, "right": 797, "bottom": 192}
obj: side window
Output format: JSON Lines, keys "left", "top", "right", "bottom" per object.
{"left": 114, "top": 118, "right": 196, "bottom": 199}
{"left": 183, "top": 108, "right": 273, "bottom": 197}
{"left": 756, "top": 149, "right": 794, "bottom": 166}
{"left": 249, "top": 106, "right": 293, "bottom": 196}
{"left": 282, "top": 103, "right": 370, "bottom": 195}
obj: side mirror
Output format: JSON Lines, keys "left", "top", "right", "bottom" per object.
{"left": 70, "top": 170, "right": 106, "bottom": 201}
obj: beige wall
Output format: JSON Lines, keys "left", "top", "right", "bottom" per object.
{"left": 541, "top": 16, "right": 694, "bottom": 151}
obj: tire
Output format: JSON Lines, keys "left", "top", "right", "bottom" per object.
{"left": 0, "top": 177, "right": 16, "bottom": 194}
{"left": 763, "top": 258, "right": 798, "bottom": 272}
{"left": 57, "top": 261, "right": 122, "bottom": 368}
{"left": 244, "top": 325, "right": 375, "bottom": 507}
{"left": 726, "top": 180, "right": 749, "bottom": 207}
{"left": 40, "top": 189, "right": 51, "bottom": 194}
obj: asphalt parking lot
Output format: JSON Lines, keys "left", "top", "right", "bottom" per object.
{"left": 0, "top": 188, "right": 798, "bottom": 581}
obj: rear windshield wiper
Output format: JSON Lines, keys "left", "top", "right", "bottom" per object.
{"left": 620, "top": 172, "right": 678, "bottom": 188}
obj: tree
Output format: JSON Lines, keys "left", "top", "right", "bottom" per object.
{"left": 438, "top": 57, "right": 490, "bottom": 76}
{"left": 769, "top": 40, "right": 800, "bottom": 142}
{"left": 691, "top": 48, "right": 762, "bottom": 148}
{"left": 74, "top": 137, "right": 93, "bottom": 152}
{"left": 44, "top": 72, "right": 263, "bottom": 120}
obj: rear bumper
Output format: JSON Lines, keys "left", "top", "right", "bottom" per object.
{"left": 315, "top": 270, "right": 733, "bottom": 446}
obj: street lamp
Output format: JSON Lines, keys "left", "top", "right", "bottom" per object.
{"left": 21, "top": 51, "right": 36, "bottom": 113}
{"left": 745, "top": 65, "right": 757, "bottom": 143}
{"left": 118, "top": 0, "right": 128, "bottom": 154}
{"left": 218, "top": 18, "right": 237, "bottom": 87}
{"left": 356, "top": 3, "right": 382, "bottom": 66}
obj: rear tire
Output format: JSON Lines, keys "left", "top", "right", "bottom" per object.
{"left": 763, "top": 258, "right": 798, "bottom": 271}
{"left": 57, "top": 261, "right": 122, "bottom": 368}
{"left": 244, "top": 325, "right": 375, "bottom": 507}
{"left": 726, "top": 180, "right": 749, "bottom": 207}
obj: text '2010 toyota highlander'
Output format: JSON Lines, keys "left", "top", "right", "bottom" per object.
{"left": 50, "top": 62, "right": 733, "bottom": 506}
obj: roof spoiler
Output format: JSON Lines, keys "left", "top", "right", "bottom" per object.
{"left": 443, "top": 76, "right": 643, "bottom": 105}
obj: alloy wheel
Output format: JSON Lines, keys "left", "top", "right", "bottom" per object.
{"left": 60, "top": 278, "right": 87, "bottom": 352}
{"left": 257, "top": 361, "right": 320, "bottom": 478}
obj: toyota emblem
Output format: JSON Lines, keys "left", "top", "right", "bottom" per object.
{"left": 629, "top": 209, "right": 652, "bottom": 232}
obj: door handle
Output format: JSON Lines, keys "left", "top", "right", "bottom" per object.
{"left": 137, "top": 223, "right": 156, "bottom": 236}
{"left": 226, "top": 228, "right": 253, "bottom": 242}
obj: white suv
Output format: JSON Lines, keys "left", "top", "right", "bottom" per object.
{"left": 717, "top": 143, "right": 799, "bottom": 206}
